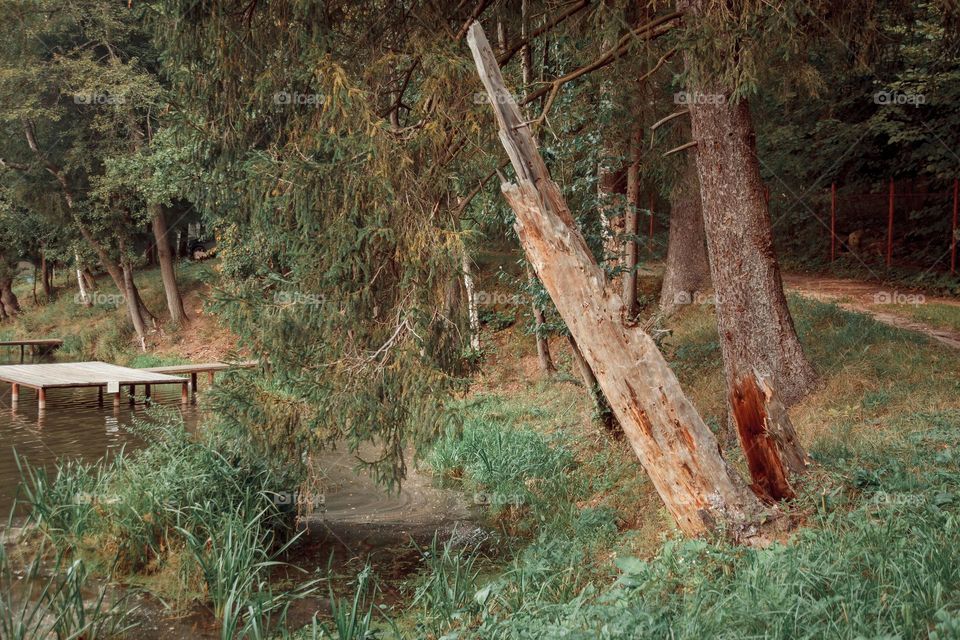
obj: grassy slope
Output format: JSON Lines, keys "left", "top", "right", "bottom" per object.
{"left": 0, "top": 260, "right": 235, "bottom": 367}
{"left": 396, "top": 280, "right": 960, "bottom": 638}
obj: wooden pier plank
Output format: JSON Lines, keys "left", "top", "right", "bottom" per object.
{"left": 0, "top": 361, "right": 187, "bottom": 390}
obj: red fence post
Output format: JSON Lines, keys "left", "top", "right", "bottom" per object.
{"left": 952, "top": 178, "right": 958, "bottom": 275}
{"left": 830, "top": 182, "right": 837, "bottom": 263}
{"left": 887, "top": 177, "right": 895, "bottom": 269}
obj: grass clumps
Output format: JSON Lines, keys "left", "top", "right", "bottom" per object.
{"left": 13, "top": 409, "right": 316, "bottom": 637}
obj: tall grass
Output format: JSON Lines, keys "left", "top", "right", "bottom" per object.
{"left": 13, "top": 408, "right": 318, "bottom": 636}
{"left": 0, "top": 543, "right": 134, "bottom": 639}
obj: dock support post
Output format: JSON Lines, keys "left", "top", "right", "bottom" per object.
{"left": 129, "top": 385, "right": 136, "bottom": 406}
{"left": 181, "top": 382, "right": 189, "bottom": 405}
{"left": 208, "top": 371, "right": 215, "bottom": 385}
{"left": 144, "top": 384, "right": 151, "bottom": 402}
{"left": 19, "top": 345, "right": 24, "bottom": 363}
{"left": 190, "top": 372, "right": 198, "bottom": 393}
{"left": 37, "top": 388, "right": 46, "bottom": 410}
{"left": 11, "top": 383, "right": 18, "bottom": 404}
{"left": 113, "top": 391, "right": 121, "bottom": 409}
{"left": 98, "top": 386, "right": 104, "bottom": 407}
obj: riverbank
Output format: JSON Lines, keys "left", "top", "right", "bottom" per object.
{"left": 4, "top": 263, "right": 960, "bottom": 638}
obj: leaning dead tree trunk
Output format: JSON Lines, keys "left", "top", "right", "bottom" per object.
{"left": 660, "top": 152, "right": 710, "bottom": 315}
{"left": 468, "top": 23, "right": 767, "bottom": 536}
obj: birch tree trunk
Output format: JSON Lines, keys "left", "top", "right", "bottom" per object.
{"left": 462, "top": 251, "right": 481, "bottom": 351}
{"left": 467, "top": 23, "right": 767, "bottom": 537}
{"left": 76, "top": 253, "right": 91, "bottom": 308}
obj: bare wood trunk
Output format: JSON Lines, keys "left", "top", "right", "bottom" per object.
{"left": 150, "top": 204, "right": 190, "bottom": 326}
{"left": 660, "top": 152, "right": 710, "bottom": 314}
{"left": 468, "top": 23, "right": 766, "bottom": 537}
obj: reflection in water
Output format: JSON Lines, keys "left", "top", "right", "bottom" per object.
{"left": 0, "top": 380, "right": 201, "bottom": 517}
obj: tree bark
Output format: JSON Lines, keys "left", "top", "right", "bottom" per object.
{"left": 121, "top": 257, "right": 147, "bottom": 350}
{"left": 150, "top": 204, "right": 190, "bottom": 326}
{"left": 468, "top": 23, "right": 767, "bottom": 537}
{"left": 660, "top": 152, "right": 710, "bottom": 314}
{"left": 687, "top": 96, "right": 817, "bottom": 409}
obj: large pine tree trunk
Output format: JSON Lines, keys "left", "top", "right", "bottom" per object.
{"left": 660, "top": 153, "right": 710, "bottom": 314}
{"left": 687, "top": 97, "right": 817, "bottom": 408}
{"left": 150, "top": 204, "right": 190, "bottom": 326}
{"left": 468, "top": 23, "right": 767, "bottom": 537}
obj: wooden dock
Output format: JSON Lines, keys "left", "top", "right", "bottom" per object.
{"left": 0, "top": 361, "right": 188, "bottom": 409}
{"left": 143, "top": 360, "right": 257, "bottom": 392}
{"left": 0, "top": 360, "right": 257, "bottom": 410}
{"left": 0, "top": 339, "right": 63, "bottom": 363}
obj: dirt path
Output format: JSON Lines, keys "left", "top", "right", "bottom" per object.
{"left": 783, "top": 274, "right": 960, "bottom": 350}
